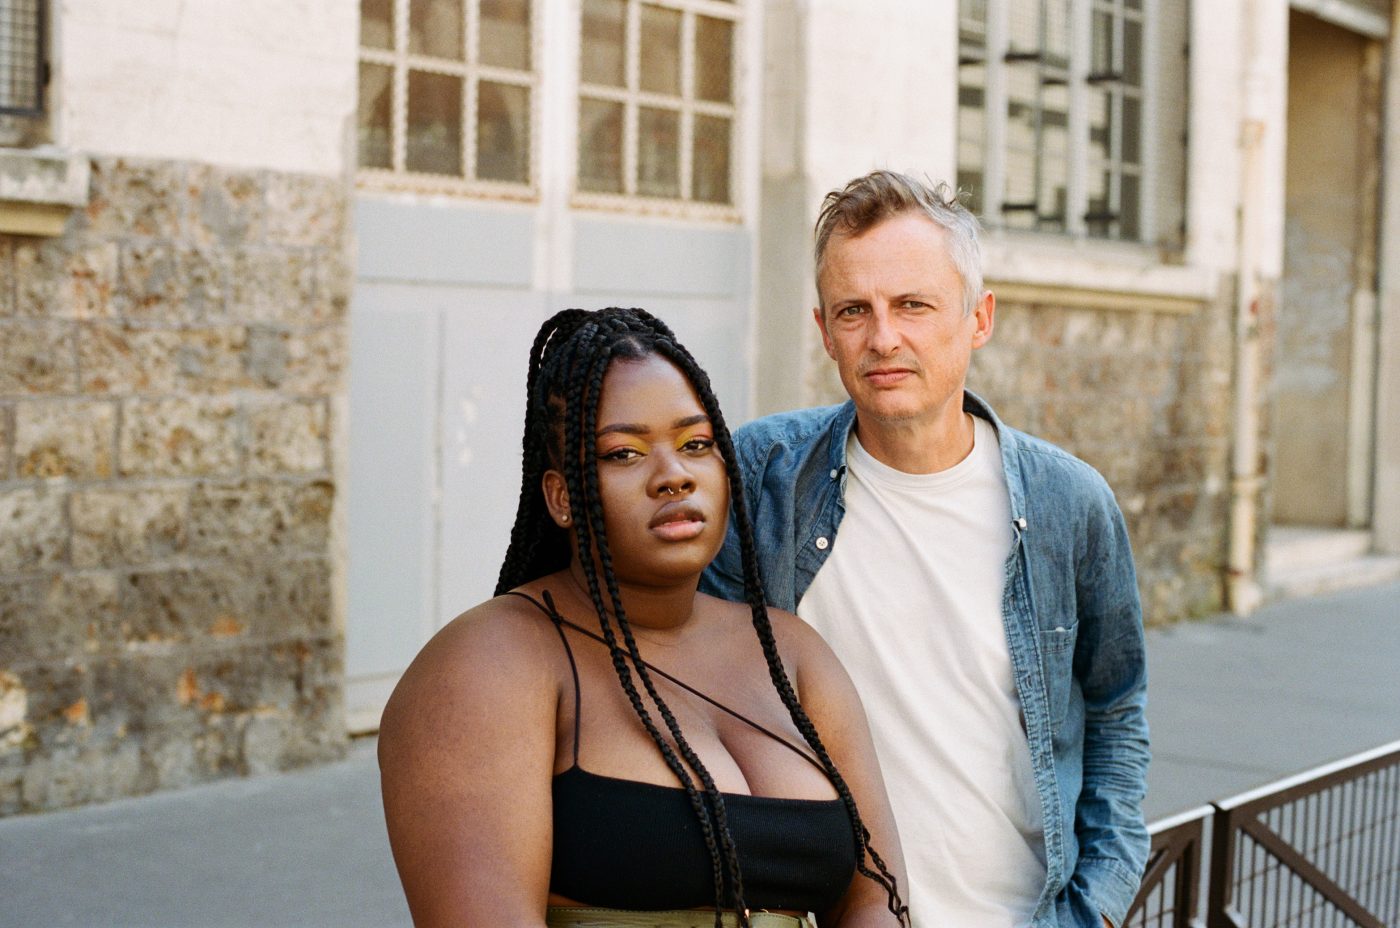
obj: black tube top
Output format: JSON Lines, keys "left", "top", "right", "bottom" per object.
{"left": 505, "top": 591, "right": 859, "bottom": 914}
{"left": 551, "top": 765, "right": 857, "bottom": 913}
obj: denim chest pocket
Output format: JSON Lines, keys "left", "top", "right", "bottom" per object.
{"left": 1038, "top": 621, "right": 1078, "bottom": 732}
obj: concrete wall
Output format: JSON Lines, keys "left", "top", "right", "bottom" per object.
{"left": 0, "top": 159, "right": 351, "bottom": 813}
{"left": 1, "top": 0, "right": 355, "bottom": 813}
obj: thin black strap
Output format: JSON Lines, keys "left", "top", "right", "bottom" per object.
{"left": 504, "top": 590, "right": 582, "bottom": 765}
{"left": 511, "top": 588, "right": 825, "bottom": 775}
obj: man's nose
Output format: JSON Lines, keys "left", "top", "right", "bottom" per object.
{"left": 866, "top": 306, "right": 900, "bottom": 355}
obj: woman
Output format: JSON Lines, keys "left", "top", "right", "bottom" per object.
{"left": 379, "top": 308, "right": 909, "bottom": 928}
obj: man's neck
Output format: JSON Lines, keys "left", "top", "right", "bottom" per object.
{"left": 853, "top": 399, "right": 976, "bottom": 475}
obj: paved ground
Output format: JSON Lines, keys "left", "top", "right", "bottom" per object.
{"left": 3, "top": 581, "right": 1398, "bottom": 928}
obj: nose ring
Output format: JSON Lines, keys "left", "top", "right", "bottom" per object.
{"left": 661, "top": 486, "right": 676, "bottom": 496}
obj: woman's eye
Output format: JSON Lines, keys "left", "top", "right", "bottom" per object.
{"left": 681, "top": 437, "right": 715, "bottom": 454}
{"left": 600, "top": 447, "right": 641, "bottom": 462}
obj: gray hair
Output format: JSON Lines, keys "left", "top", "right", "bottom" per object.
{"left": 814, "top": 170, "right": 985, "bottom": 316}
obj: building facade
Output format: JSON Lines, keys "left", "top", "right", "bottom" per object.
{"left": 2, "top": 0, "right": 1398, "bottom": 812}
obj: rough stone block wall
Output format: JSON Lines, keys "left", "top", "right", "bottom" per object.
{"left": 0, "top": 157, "right": 349, "bottom": 814}
{"left": 970, "top": 290, "right": 1236, "bottom": 625}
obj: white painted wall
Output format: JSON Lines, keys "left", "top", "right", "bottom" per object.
{"left": 55, "top": 0, "right": 357, "bottom": 175}
{"left": 803, "top": 0, "right": 959, "bottom": 190}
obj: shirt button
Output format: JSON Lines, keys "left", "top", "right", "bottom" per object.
{"left": 815, "top": 536, "right": 829, "bottom": 550}
{"left": 829, "top": 468, "right": 839, "bottom": 479}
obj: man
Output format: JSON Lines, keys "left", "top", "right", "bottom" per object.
{"left": 701, "top": 171, "right": 1148, "bottom": 928}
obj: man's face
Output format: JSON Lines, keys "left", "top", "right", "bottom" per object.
{"left": 814, "top": 212, "right": 993, "bottom": 431}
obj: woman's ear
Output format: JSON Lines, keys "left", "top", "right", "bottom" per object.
{"left": 541, "top": 470, "right": 573, "bottom": 528}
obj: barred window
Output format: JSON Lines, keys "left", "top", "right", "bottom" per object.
{"left": 958, "top": 0, "right": 1187, "bottom": 246}
{"left": 577, "top": 0, "right": 739, "bottom": 208}
{"left": 0, "top": 0, "right": 46, "bottom": 117}
{"left": 357, "top": 0, "right": 535, "bottom": 190}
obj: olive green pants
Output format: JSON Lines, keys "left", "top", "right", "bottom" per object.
{"left": 546, "top": 907, "right": 811, "bottom": 928}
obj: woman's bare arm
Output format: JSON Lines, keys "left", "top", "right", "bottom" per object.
{"left": 378, "top": 600, "right": 560, "bottom": 928}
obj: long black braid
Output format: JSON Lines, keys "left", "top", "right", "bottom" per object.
{"left": 496, "top": 308, "right": 909, "bottom": 927}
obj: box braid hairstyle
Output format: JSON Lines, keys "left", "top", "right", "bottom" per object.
{"left": 495, "top": 307, "right": 909, "bottom": 928}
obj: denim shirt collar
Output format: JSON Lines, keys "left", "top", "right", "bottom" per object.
{"left": 826, "top": 390, "right": 1030, "bottom": 521}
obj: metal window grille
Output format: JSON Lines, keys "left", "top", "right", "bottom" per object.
{"left": 0, "top": 0, "right": 45, "bottom": 117}
{"left": 956, "top": 0, "right": 1186, "bottom": 246}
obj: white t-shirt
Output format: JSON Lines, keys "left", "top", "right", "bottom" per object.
{"left": 799, "top": 416, "right": 1046, "bottom": 928}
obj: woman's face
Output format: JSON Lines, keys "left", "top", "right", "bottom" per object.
{"left": 585, "top": 353, "right": 729, "bottom": 586}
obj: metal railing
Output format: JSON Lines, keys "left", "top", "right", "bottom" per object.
{"left": 1206, "top": 740, "right": 1400, "bottom": 928}
{"left": 1126, "top": 806, "right": 1211, "bottom": 928}
{"left": 0, "top": 0, "right": 47, "bottom": 117}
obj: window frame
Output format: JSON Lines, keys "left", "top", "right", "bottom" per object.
{"left": 0, "top": 0, "right": 48, "bottom": 118}
{"left": 571, "top": 0, "right": 743, "bottom": 221}
{"left": 355, "top": 0, "right": 541, "bottom": 199}
{"left": 959, "top": 0, "right": 1171, "bottom": 246}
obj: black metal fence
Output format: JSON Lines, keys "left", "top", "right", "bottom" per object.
{"left": 1, "top": 0, "right": 47, "bottom": 116}
{"left": 1126, "top": 806, "right": 1211, "bottom": 928}
{"left": 1207, "top": 742, "right": 1400, "bottom": 928}
{"left": 1126, "top": 741, "right": 1400, "bottom": 928}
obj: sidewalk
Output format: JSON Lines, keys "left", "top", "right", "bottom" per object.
{"left": 4, "top": 581, "right": 1398, "bottom": 928}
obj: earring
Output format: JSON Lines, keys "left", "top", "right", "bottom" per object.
{"left": 560, "top": 513, "right": 570, "bottom": 524}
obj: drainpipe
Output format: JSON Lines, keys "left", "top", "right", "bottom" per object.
{"left": 1225, "top": 3, "right": 1272, "bottom": 615}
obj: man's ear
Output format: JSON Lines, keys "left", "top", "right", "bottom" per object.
{"left": 813, "top": 306, "right": 837, "bottom": 359}
{"left": 541, "top": 470, "right": 573, "bottom": 528}
{"left": 971, "top": 289, "right": 996, "bottom": 349}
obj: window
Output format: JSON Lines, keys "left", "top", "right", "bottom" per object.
{"left": 958, "top": 0, "right": 1186, "bottom": 246}
{"left": 577, "top": 0, "right": 739, "bottom": 208}
{"left": 357, "top": 0, "right": 535, "bottom": 190}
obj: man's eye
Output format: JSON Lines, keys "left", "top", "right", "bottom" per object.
{"left": 837, "top": 305, "right": 864, "bottom": 318}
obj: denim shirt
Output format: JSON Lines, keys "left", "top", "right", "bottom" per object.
{"left": 701, "top": 393, "right": 1150, "bottom": 928}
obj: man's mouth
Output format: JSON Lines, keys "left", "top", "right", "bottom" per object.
{"left": 649, "top": 502, "right": 706, "bottom": 541}
{"left": 862, "top": 367, "right": 915, "bottom": 387}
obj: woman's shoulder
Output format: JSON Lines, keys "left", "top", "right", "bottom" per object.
{"left": 380, "top": 589, "right": 570, "bottom": 732}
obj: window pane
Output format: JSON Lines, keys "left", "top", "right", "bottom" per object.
{"left": 1087, "top": 86, "right": 1110, "bottom": 164}
{"left": 696, "top": 16, "right": 733, "bottom": 103}
{"left": 1122, "top": 94, "right": 1141, "bottom": 166}
{"left": 1003, "top": 147, "right": 1036, "bottom": 230}
{"left": 1008, "top": 0, "right": 1038, "bottom": 53}
{"left": 1044, "top": 0, "right": 1070, "bottom": 70}
{"left": 1040, "top": 83, "right": 1069, "bottom": 229}
{"left": 1086, "top": 166, "right": 1112, "bottom": 237}
{"left": 406, "top": 69, "right": 463, "bottom": 174}
{"left": 1123, "top": 18, "right": 1142, "bottom": 87}
{"left": 958, "top": 60, "right": 985, "bottom": 213}
{"left": 578, "top": 97, "right": 624, "bottom": 192}
{"left": 637, "top": 106, "right": 680, "bottom": 198}
{"left": 693, "top": 114, "right": 731, "bottom": 204}
{"left": 361, "top": 0, "right": 394, "bottom": 49}
{"left": 409, "top": 0, "right": 464, "bottom": 59}
{"left": 640, "top": 5, "right": 682, "bottom": 96}
{"left": 477, "top": 81, "right": 530, "bottom": 183}
{"left": 1091, "top": 9, "right": 1113, "bottom": 76}
{"left": 481, "top": 0, "right": 531, "bottom": 70}
{"left": 1120, "top": 172, "right": 1140, "bottom": 240}
{"left": 581, "top": 0, "right": 626, "bottom": 87}
{"left": 358, "top": 62, "right": 394, "bottom": 169}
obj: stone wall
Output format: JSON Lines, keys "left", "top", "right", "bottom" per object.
{"left": 0, "top": 157, "right": 350, "bottom": 814}
{"left": 970, "top": 291, "right": 1236, "bottom": 625}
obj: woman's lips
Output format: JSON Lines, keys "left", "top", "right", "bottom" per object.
{"left": 649, "top": 502, "right": 706, "bottom": 541}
